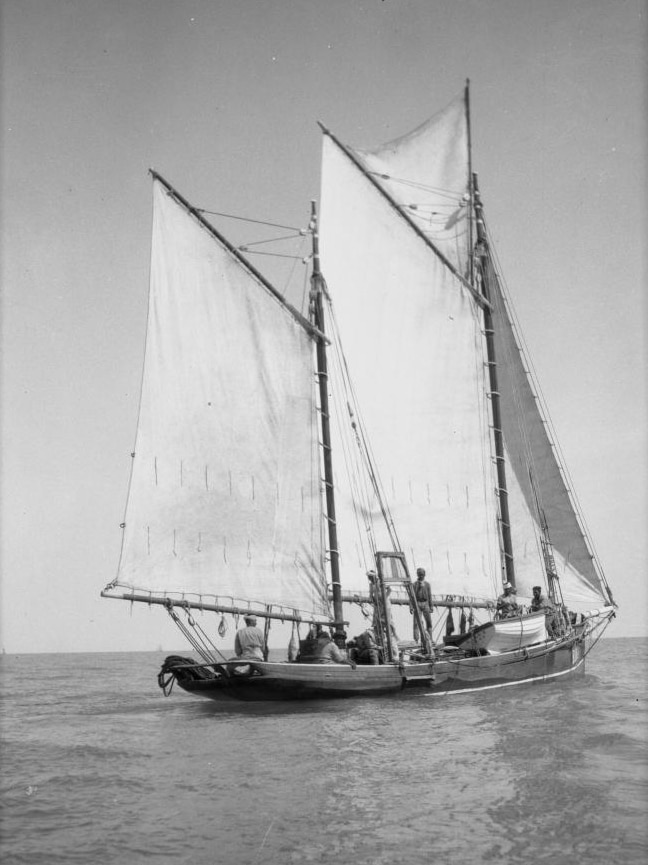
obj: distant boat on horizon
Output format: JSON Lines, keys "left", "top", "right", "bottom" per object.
{"left": 102, "top": 82, "right": 615, "bottom": 702}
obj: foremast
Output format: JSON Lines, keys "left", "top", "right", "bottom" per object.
{"left": 309, "top": 201, "right": 346, "bottom": 647}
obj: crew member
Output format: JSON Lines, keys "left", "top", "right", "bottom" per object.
{"left": 234, "top": 614, "right": 266, "bottom": 660}
{"left": 312, "top": 629, "right": 356, "bottom": 667}
{"left": 530, "top": 585, "right": 548, "bottom": 611}
{"left": 413, "top": 567, "right": 433, "bottom": 640}
{"left": 496, "top": 583, "right": 520, "bottom": 619}
{"left": 353, "top": 628, "right": 381, "bottom": 665}
{"left": 530, "top": 586, "right": 562, "bottom": 637}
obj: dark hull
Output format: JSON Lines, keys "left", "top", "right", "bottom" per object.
{"left": 171, "top": 631, "right": 587, "bottom": 703}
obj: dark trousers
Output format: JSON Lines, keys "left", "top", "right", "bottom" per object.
{"left": 413, "top": 603, "right": 432, "bottom": 639}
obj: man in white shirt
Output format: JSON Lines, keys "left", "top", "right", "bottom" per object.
{"left": 234, "top": 615, "right": 266, "bottom": 660}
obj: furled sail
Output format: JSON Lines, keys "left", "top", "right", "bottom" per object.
{"left": 319, "top": 104, "right": 502, "bottom": 603}
{"left": 105, "top": 179, "right": 328, "bottom": 618}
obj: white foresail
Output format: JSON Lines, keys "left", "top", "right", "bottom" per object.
{"left": 320, "top": 132, "right": 501, "bottom": 602}
{"left": 109, "top": 180, "right": 328, "bottom": 618}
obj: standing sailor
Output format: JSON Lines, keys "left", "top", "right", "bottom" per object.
{"left": 530, "top": 585, "right": 560, "bottom": 637}
{"left": 367, "top": 569, "right": 383, "bottom": 634}
{"left": 413, "top": 567, "right": 433, "bottom": 642}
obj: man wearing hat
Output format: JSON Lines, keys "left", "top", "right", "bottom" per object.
{"left": 413, "top": 567, "right": 433, "bottom": 641}
{"left": 496, "top": 582, "right": 520, "bottom": 619}
{"left": 234, "top": 614, "right": 266, "bottom": 661}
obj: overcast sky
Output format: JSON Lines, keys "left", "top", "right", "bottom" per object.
{"left": 1, "top": 0, "right": 646, "bottom": 652}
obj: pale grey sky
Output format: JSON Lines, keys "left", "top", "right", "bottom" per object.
{"left": 1, "top": 0, "right": 646, "bottom": 652}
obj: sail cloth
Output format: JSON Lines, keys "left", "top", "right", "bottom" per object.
{"left": 320, "top": 132, "right": 501, "bottom": 602}
{"left": 488, "top": 260, "right": 611, "bottom": 610}
{"left": 108, "top": 180, "right": 328, "bottom": 618}
{"left": 353, "top": 94, "right": 471, "bottom": 279}
{"left": 319, "top": 92, "right": 611, "bottom": 612}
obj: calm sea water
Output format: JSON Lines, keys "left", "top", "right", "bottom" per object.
{"left": 1, "top": 638, "right": 646, "bottom": 865}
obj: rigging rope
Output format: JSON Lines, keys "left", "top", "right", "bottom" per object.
{"left": 197, "top": 205, "right": 312, "bottom": 298}
{"left": 325, "top": 289, "right": 402, "bottom": 555}
{"left": 164, "top": 601, "right": 228, "bottom": 665}
{"left": 196, "top": 208, "right": 302, "bottom": 232}
{"left": 367, "top": 172, "right": 465, "bottom": 202}
{"left": 239, "top": 250, "right": 306, "bottom": 260}
{"left": 324, "top": 306, "right": 378, "bottom": 570}
{"left": 239, "top": 232, "right": 306, "bottom": 248}
{"left": 325, "top": 303, "right": 396, "bottom": 575}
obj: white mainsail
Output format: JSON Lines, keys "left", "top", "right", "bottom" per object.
{"left": 106, "top": 179, "right": 328, "bottom": 618}
{"left": 319, "top": 92, "right": 612, "bottom": 613}
{"left": 320, "top": 121, "right": 502, "bottom": 602}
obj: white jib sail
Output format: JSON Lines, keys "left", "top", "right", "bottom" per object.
{"left": 110, "top": 180, "right": 328, "bottom": 618}
{"left": 489, "top": 263, "right": 611, "bottom": 611}
{"left": 320, "top": 134, "right": 501, "bottom": 602}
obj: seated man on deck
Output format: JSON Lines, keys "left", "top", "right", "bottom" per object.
{"left": 312, "top": 629, "right": 356, "bottom": 668}
{"left": 353, "top": 628, "right": 381, "bottom": 665}
{"left": 495, "top": 583, "right": 521, "bottom": 619}
{"left": 233, "top": 615, "right": 266, "bottom": 661}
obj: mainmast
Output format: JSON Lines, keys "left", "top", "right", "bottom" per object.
{"left": 471, "top": 175, "right": 516, "bottom": 588}
{"left": 309, "top": 201, "right": 346, "bottom": 646}
{"left": 465, "top": 83, "right": 515, "bottom": 588}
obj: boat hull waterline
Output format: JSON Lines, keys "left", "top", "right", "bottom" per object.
{"left": 167, "top": 632, "right": 587, "bottom": 703}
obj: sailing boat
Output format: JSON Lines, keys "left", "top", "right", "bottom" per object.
{"left": 102, "top": 84, "right": 615, "bottom": 701}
